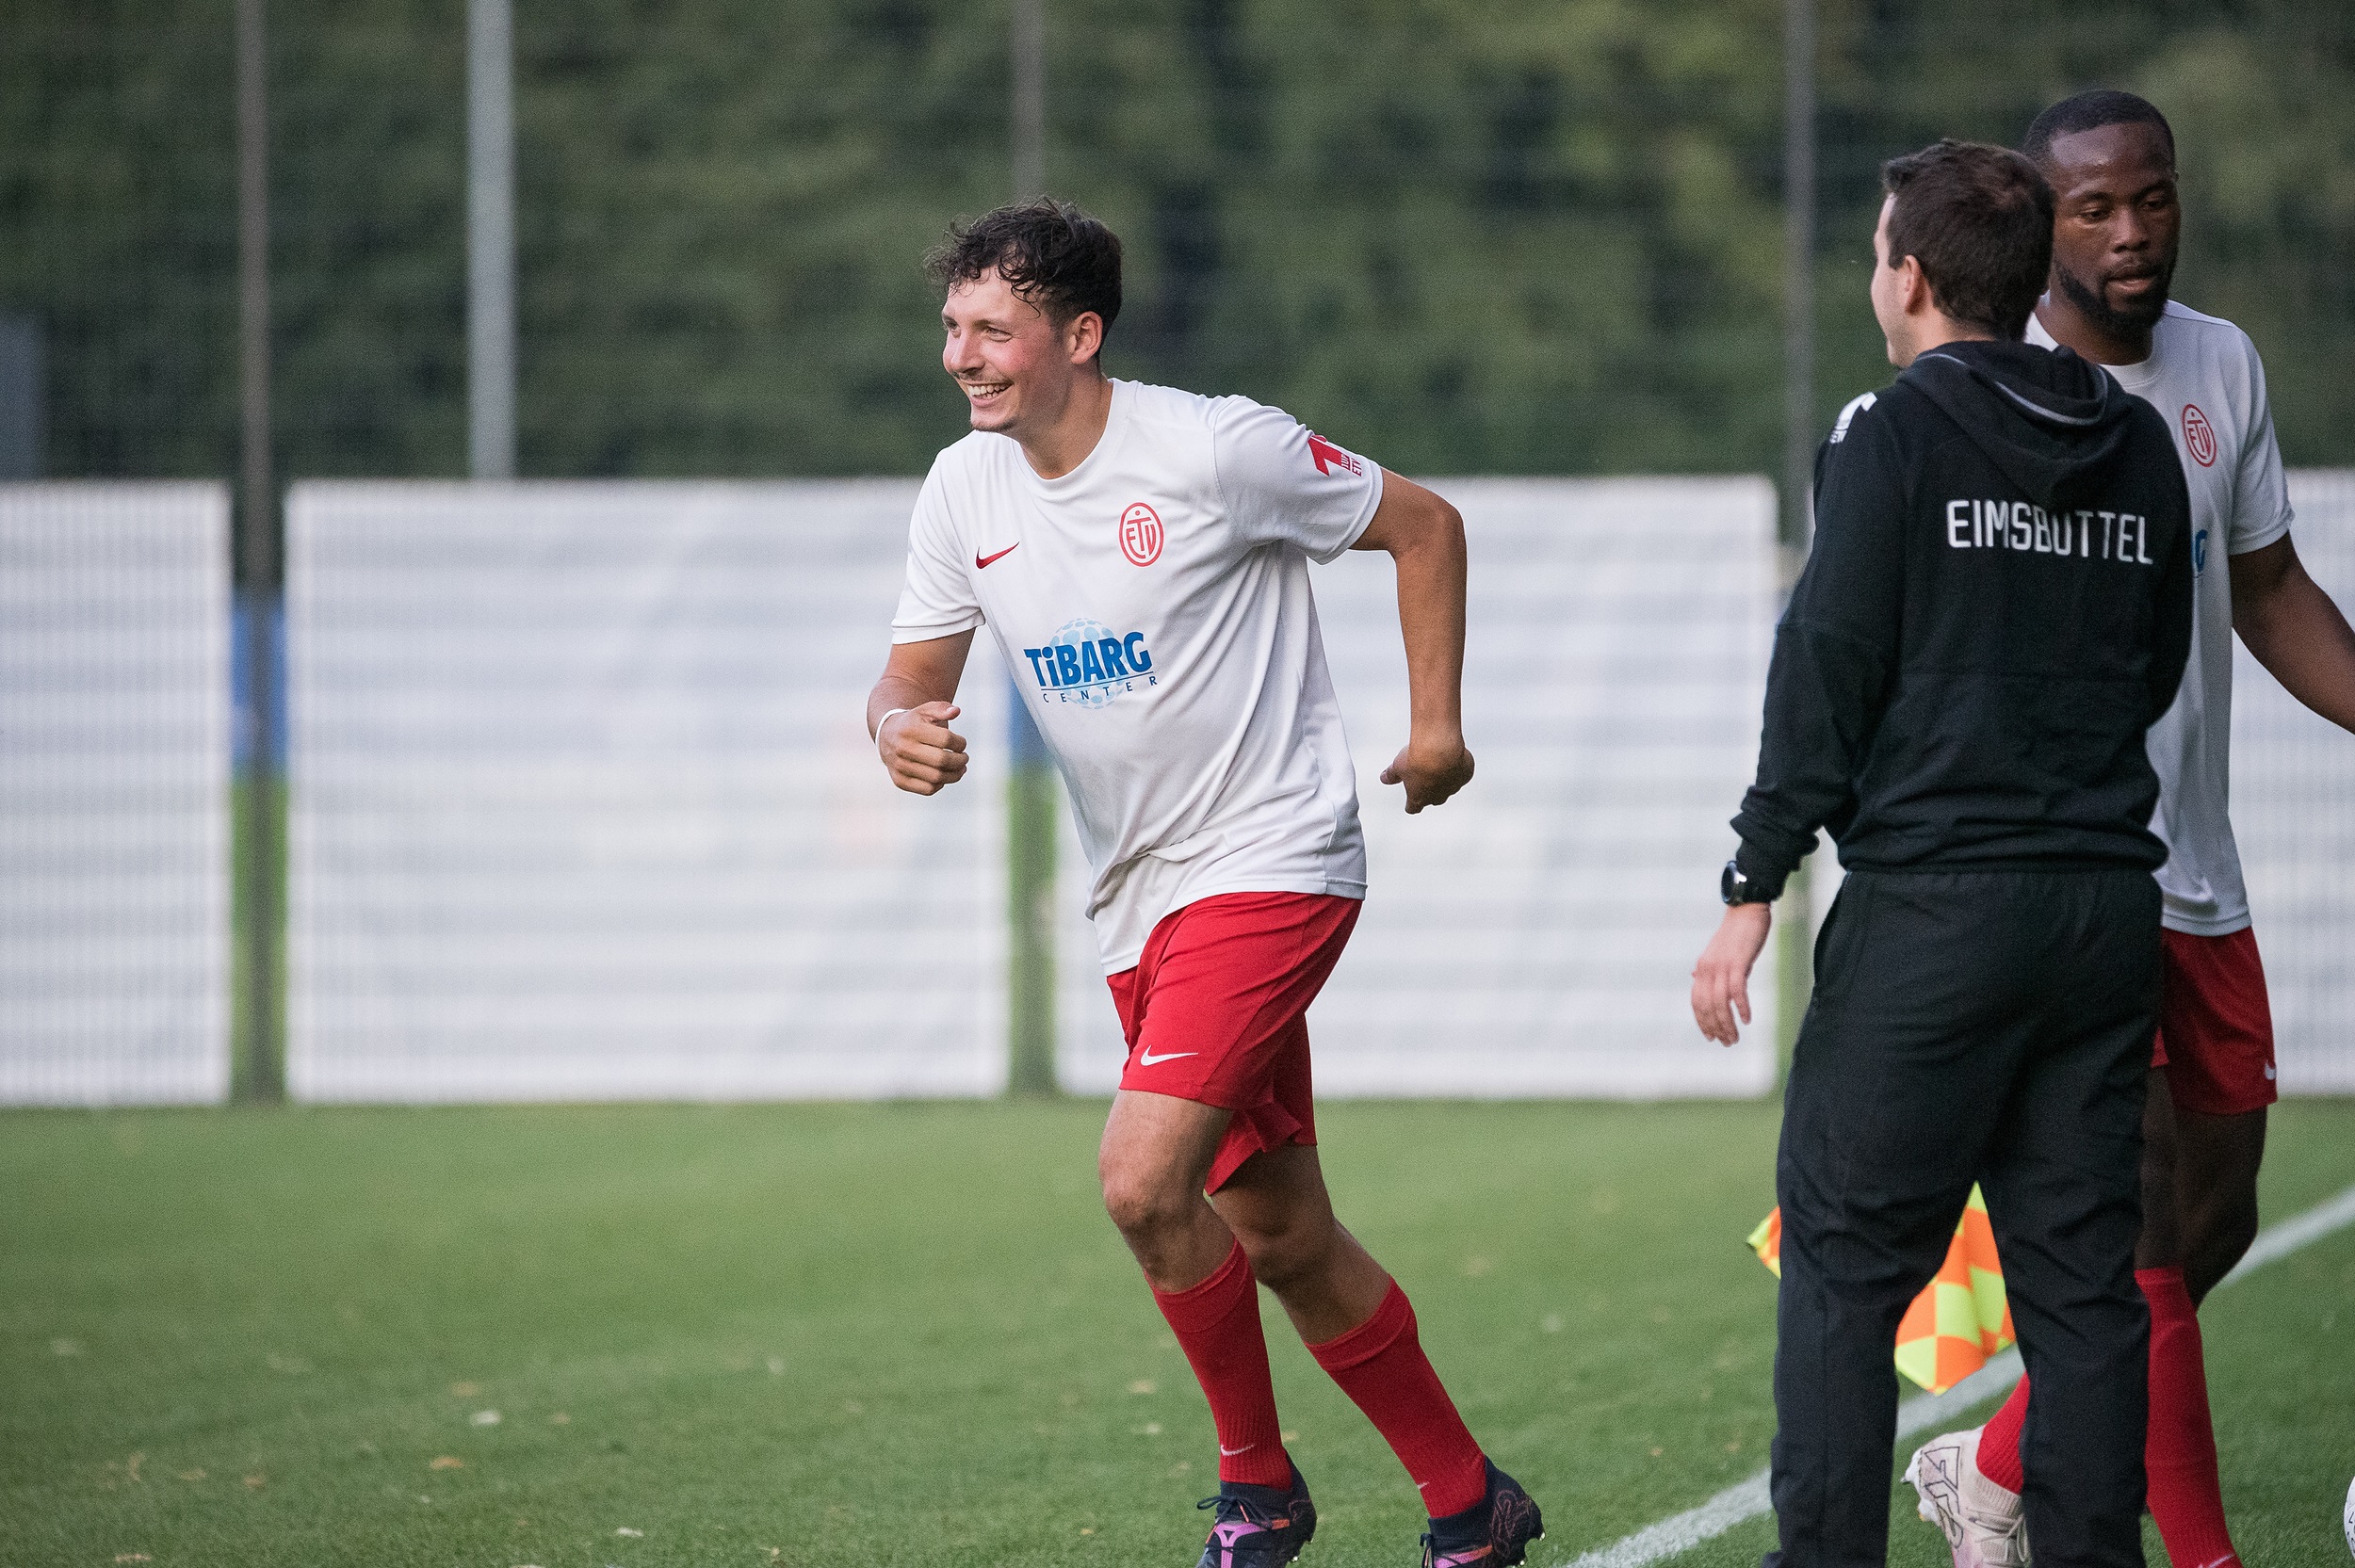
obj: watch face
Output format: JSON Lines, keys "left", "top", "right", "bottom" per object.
{"left": 1721, "top": 860, "right": 1741, "bottom": 903}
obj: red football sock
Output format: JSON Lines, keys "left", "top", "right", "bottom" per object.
{"left": 1151, "top": 1239, "right": 1292, "bottom": 1489}
{"left": 2140, "top": 1266, "right": 2240, "bottom": 1568}
{"left": 1306, "top": 1279, "right": 1487, "bottom": 1518}
{"left": 1976, "top": 1374, "right": 2028, "bottom": 1494}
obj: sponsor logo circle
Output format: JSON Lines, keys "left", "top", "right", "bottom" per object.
{"left": 1050, "top": 619, "right": 1124, "bottom": 708}
{"left": 1118, "top": 502, "right": 1163, "bottom": 567}
{"left": 2182, "top": 403, "right": 2217, "bottom": 468}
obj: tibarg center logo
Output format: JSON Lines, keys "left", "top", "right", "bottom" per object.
{"left": 1022, "top": 619, "right": 1156, "bottom": 708}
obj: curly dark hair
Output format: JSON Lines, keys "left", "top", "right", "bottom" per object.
{"left": 925, "top": 199, "right": 1123, "bottom": 350}
{"left": 1881, "top": 138, "right": 2055, "bottom": 341}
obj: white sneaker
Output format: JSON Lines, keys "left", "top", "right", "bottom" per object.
{"left": 1904, "top": 1428, "right": 2030, "bottom": 1568}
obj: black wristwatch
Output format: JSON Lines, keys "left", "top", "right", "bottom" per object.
{"left": 1721, "top": 858, "right": 1772, "bottom": 906}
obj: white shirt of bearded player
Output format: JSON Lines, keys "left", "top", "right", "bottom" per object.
{"left": 2030, "top": 301, "right": 2293, "bottom": 934}
{"left": 890, "top": 379, "right": 1382, "bottom": 972}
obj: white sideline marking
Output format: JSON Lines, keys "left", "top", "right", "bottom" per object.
{"left": 1558, "top": 1180, "right": 2355, "bottom": 1568}
{"left": 1564, "top": 1472, "right": 1772, "bottom": 1568}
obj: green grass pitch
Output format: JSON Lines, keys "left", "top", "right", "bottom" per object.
{"left": 5, "top": 1099, "right": 2352, "bottom": 1567}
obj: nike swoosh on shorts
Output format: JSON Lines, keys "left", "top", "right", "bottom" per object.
{"left": 1136, "top": 1049, "right": 1197, "bottom": 1066}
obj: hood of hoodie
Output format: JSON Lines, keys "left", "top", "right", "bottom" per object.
{"left": 1899, "top": 338, "right": 2140, "bottom": 509}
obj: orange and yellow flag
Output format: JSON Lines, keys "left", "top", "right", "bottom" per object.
{"left": 1747, "top": 1186, "right": 2015, "bottom": 1395}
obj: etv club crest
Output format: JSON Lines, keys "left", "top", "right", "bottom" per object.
{"left": 2181, "top": 403, "right": 2217, "bottom": 468}
{"left": 1118, "top": 501, "right": 1163, "bottom": 567}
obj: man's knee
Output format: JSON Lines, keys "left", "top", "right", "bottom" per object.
{"left": 2137, "top": 1146, "right": 2184, "bottom": 1269}
{"left": 1099, "top": 1162, "right": 1195, "bottom": 1242}
{"left": 2175, "top": 1104, "right": 2266, "bottom": 1298}
{"left": 1228, "top": 1205, "right": 1335, "bottom": 1293}
{"left": 2184, "top": 1188, "right": 2260, "bottom": 1300}
{"left": 1096, "top": 1090, "right": 1231, "bottom": 1245}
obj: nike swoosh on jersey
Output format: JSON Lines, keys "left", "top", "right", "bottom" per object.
{"left": 975, "top": 543, "right": 1019, "bottom": 569}
{"left": 1135, "top": 1049, "right": 1197, "bottom": 1067}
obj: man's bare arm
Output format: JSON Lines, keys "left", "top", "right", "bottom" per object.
{"left": 868, "top": 631, "right": 976, "bottom": 795}
{"left": 1351, "top": 471, "right": 1474, "bottom": 813}
{"left": 2233, "top": 535, "right": 2355, "bottom": 735}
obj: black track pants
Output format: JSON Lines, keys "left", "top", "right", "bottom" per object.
{"left": 1763, "top": 868, "right": 2158, "bottom": 1568}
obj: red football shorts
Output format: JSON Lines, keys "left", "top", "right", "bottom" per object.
{"left": 1108, "top": 890, "right": 1361, "bottom": 1195}
{"left": 2151, "top": 926, "right": 2278, "bottom": 1116}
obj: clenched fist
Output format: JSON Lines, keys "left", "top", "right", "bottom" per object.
{"left": 1380, "top": 735, "right": 1475, "bottom": 814}
{"left": 878, "top": 702, "right": 970, "bottom": 795}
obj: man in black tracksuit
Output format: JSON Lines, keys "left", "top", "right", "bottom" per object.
{"left": 1690, "top": 141, "right": 2194, "bottom": 1568}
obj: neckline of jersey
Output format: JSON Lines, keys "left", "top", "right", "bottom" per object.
{"left": 2098, "top": 341, "right": 2164, "bottom": 393}
{"left": 2029, "top": 305, "right": 2164, "bottom": 390}
{"left": 1021, "top": 378, "right": 1135, "bottom": 498}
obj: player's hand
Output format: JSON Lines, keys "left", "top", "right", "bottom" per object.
{"left": 1380, "top": 734, "right": 1475, "bottom": 814}
{"left": 1691, "top": 903, "right": 1772, "bottom": 1045}
{"left": 878, "top": 702, "right": 969, "bottom": 795}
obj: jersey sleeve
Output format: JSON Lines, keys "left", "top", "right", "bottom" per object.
{"left": 890, "top": 463, "right": 985, "bottom": 644}
{"left": 2226, "top": 329, "right": 2295, "bottom": 556}
{"left": 1208, "top": 397, "right": 1385, "bottom": 563}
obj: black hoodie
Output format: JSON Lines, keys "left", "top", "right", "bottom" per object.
{"left": 1731, "top": 338, "right": 2194, "bottom": 895}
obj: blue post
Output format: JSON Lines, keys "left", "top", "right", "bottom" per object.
{"left": 1006, "top": 680, "right": 1057, "bottom": 1095}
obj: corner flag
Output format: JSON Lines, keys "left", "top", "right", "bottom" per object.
{"left": 1748, "top": 1187, "right": 2017, "bottom": 1395}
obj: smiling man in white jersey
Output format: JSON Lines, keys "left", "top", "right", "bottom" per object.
{"left": 867, "top": 201, "right": 1544, "bottom": 1568}
{"left": 1905, "top": 91, "right": 2355, "bottom": 1568}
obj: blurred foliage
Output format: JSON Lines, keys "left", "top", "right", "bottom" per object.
{"left": 2, "top": 0, "right": 2350, "bottom": 481}
{"left": 0, "top": 8, "right": 239, "bottom": 478}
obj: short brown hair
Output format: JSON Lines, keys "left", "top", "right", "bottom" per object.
{"left": 1880, "top": 139, "right": 2055, "bottom": 340}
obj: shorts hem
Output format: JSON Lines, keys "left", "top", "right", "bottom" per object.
{"left": 1111, "top": 1074, "right": 1252, "bottom": 1112}
{"left": 2161, "top": 1075, "right": 2279, "bottom": 1118}
{"left": 1205, "top": 1120, "right": 1317, "bottom": 1195}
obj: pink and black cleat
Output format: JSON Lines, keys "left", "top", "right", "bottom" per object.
{"left": 1194, "top": 1464, "right": 1317, "bottom": 1568}
{"left": 1421, "top": 1460, "right": 1545, "bottom": 1567}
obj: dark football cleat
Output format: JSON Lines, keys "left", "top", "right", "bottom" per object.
{"left": 1421, "top": 1459, "right": 1544, "bottom": 1567}
{"left": 1194, "top": 1463, "right": 1317, "bottom": 1568}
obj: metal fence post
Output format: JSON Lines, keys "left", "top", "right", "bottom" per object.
{"left": 1011, "top": 0, "right": 1044, "bottom": 202}
{"left": 468, "top": 0, "right": 516, "bottom": 480}
{"left": 234, "top": 0, "right": 284, "bottom": 1102}
{"left": 1001, "top": 0, "right": 1060, "bottom": 1097}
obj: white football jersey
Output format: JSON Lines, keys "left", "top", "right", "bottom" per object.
{"left": 893, "top": 379, "right": 1381, "bottom": 972}
{"left": 2029, "top": 300, "right": 2295, "bottom": 934}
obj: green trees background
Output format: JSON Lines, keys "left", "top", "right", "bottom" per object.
{"left": 4, "top": 0, "right": 2350, "bottom": 482}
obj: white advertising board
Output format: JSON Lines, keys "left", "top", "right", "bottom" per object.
{"left": 0, "top": 483, "right": 231, "bottom": 1105}
{"left": 286, "top": 481, "right": 1003, "bottom": 1101}
{"left": 2236, "top": 469, "right": 2355, "bottom": 1093}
